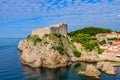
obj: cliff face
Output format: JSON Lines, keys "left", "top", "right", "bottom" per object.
{"left": 18, "top": 33, "right": 77, "bottom": 68}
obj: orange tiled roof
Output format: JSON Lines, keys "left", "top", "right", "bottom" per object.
{"left": 114, "top": 40, "right": 120, "bottom": 42}
{"left": 112, "top": 43, "right": 119, "bottom": 46}
{"left": 99, "top": 34, "right": 107, "bottom": 36}
{"left": 112, "top": 51, "right": 119, "bottom": 54}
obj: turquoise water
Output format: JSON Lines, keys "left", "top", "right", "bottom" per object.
{"left": 0, "top": 38, "right": 120, "bottom": 80}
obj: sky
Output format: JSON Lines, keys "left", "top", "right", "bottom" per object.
{"left": 0, "top": 0, "right": 120, "bottom": 38}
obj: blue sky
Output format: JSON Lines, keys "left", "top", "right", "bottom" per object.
{"left": 0, "top": 0, "right": 120, "bottom": 38}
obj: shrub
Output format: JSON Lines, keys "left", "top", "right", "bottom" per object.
{"left": 44, "top": 34, "right": 49, "bottom": 37}
{"left": 73, "top": 51, "right": 81, "bottom": 58}
{"left": 26, "top": 35, "right": 32, "bottom": 41}
{"left": 84, "top": 42, "right": 97, "bottom": 51}
{"left": 44, "top": 41, "right": 49, "bottom": 45}
{"left": 99, "top": 40, "right": 106, "bottom": 45}
{"left": 53, "top": 45, "right": 66, "bottom": 55}
{"left": 72, "top": 34, "right": 91, "bottom": 44}
{"left": 33, "top": 38, "right": 42, "bottom": 46}
{"left": 55, "top": 45, "right": 64, "bottom": 55}
{"left": 97, "top": 46, "right": 104, "bottom": 54}
{"left": 53, "top": 33, "right": 61, "bottom": 37}
{"left": 26, "top": 35, "right": 42, "bottom": 46}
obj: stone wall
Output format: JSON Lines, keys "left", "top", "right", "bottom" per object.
{"left": 32, "top": 23, "right": 68, "bottom": 38}
{"left": 32, "top": 27, "right": 51, "bottom": 38}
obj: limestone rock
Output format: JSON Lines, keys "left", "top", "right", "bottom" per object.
{"left": 79, "top": 49, "right": 100, "bottom": 62}
{"left": 78, "top": 64, "right": 101, "bottom": 78}
{"left": 99, "top": 52, "right": 120, "bottom": 62}
{"left": 18, "top": 40, "right": 27, "bottom": 51}
{"left": 96, "top": 62, "right": 116, "bottom": 75}
{"left": 18, "top": 29, "right": 75, "bottom": 68}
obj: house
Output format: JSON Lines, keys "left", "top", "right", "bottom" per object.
{"left": 99, "top": 40, "right": 120, "bottom": 56}
{"left": 113, "top": 40, "right": 120, "bottom": 45}
{"left": 96, "top": 32, "right": 120, "bottom": 42}
{"left": 96, "top": 34, "right": 107, "bottom": 42}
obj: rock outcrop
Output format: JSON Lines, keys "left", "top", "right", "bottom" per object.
{"left": 18, "top": 31, "right": 77, "bottom": 68}
{"left": 79, "top": 49, "right": 100, "bottom": 62}
{"left": 78, "top": 64, "right": 101, "bottom": 78}
{"left": 96, "top": 62, "right": 116, "bottom": 75}
{"left": 18, "top": 23, "right": 120, "bottom": 69}
{"left": 99, "top": 52, "right": 120, "bottom": 62}
{"left": 72, "top": 42, "right": 120, "bottom": 62}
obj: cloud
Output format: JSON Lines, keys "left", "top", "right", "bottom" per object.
{"left": 118, "top": 14, "right": 120, "bottom": 17}
{"left": 0, "top": 0, "right": 120, "bottom": 24}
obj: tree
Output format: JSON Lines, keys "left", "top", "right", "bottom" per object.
{"left": 69, "top": 27, "right": 112, "bottom": 36}
{"left": 73, "top": 51, "right": 81, "bottom": 58}
{"left": 72, "top": 34, "right": 91, "bottom": 44}
{"left": 99, "top": 40, "right": 106, "bottom": 45}
{"left": 84, "top": 42, "right": 97, "bottom": 51}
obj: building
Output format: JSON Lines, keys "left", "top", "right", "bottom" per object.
{"left": 32, "top": 23, "right": 68, "bottom": 38}
{"left": 99, "top": 40, "right": 120, "bottom": 56}
{"left": 113, "top": 40, "right": 120, "bottom": 45}
{"left": 96, "top": 34, "right": 107, "bottom": 42}
{"left": 96, "top": 32, "right": 120, "bottom": 42}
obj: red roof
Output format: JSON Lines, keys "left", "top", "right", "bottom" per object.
{"left": 112, "top": 43, "right": 119, "bottom": 46}
{"left": 112, "top": 51, "right": 119, "bottom": 54}
{"left": 114, "top": 40, "right": 120, "bottom": 42}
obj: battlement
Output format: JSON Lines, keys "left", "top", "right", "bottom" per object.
{"left": 32, "top": 23, "right": 68, "bottom": 38}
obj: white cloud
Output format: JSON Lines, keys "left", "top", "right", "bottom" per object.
{"left": 0, "top": 0, "right": 120, "bottom": 24}
{"left": 118, "top": 14, "right": 120, "bottom": 17}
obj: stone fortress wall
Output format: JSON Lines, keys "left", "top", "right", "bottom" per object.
{"left": 32, "top": 23, "right": 68, "bottom": 38}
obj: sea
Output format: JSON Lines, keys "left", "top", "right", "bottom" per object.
{"left": 0, "top": 38, "right": 120, "bottom": 80}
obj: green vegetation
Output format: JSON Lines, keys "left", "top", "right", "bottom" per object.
{"left": 53, "top": 45, "right": 65, "bottom": 55}
{"left": 26, "top": 35, "right": 42, "bottom": 46}
{"left": 34, "top": 37, "right": 42, "bottom": 46}
{"left": 72, "top": 34, "right": 91, "bottom": 44}
{"left": 108, "top": 37, "right": 118, "bottom": 40}
{"left": 26, "top": 35, "right": 32, "bottom": 41}
{"left": 73, "top": 51, "right": 81, "bottom": 58}
{"left": 68, "top": 27, "right": 112, "bottom": 54}
{"left": 84, "top": 42, "right": 97, "bottom": 51}
{"left": 48, "top": 33, "right": 67, "bottom": 55}
{"left": 69, "top": 27, "right": 112, "bottom": 44}
{"left": 49, "top": 33, "right": 59, "bottom": 41}
{"left": 97, "top": 46, "right": 104, "bottom": 54}
{"left": 48, "top": 33, "right": 80, "bottom": 57}
{"left": 109, "top": 42, "right": 112, "bottom": 45}
{"left": 83, "top": 42, "right": 104, "bottom": 54}
{"left": 53, "top": 33, "right": 61, "bottom": 37}
{"left": 99, "top": 40, "right": 106, "bottom": 45}
{"left": 69, "top": 27, "right": 112, "bottom": 36}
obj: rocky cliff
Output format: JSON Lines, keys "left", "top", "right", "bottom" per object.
{"left": 18, "top": 33, "right": 81, "bottom": 68}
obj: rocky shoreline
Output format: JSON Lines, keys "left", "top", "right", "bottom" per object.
{"left": 78, "top": 61, "right": 116, "bottom": 78}
{"left": 18, "top": 23, "right": 120, "bottom": 79}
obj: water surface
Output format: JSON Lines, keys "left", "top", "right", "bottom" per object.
{"left": 0, "top": 38, "right": 120, "bottom": 80}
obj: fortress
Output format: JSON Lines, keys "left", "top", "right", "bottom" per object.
{"left": 32, "top": 23, "right": 68, "bottom": 38}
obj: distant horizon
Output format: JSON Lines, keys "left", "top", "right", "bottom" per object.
{"left": 0, "top": 0, "right": 120, "bottom": 38}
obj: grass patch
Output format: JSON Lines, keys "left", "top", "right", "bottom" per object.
{"left": 26, "top": 35, "right": 42, "bottom": 46}
{"left": 53, "top": 45, "right": 65, "bottom": 55}
{"left": 73, "top": 51, "right": 81, "bottom": 58}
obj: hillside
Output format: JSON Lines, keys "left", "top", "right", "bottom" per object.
{"left": 18, "top": 24, "right": 120, "bottom": 69}
{"left": 68, "top": 27, "right": 112, "bottom": 36}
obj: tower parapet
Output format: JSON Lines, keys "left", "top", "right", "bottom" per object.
{"left": 32, "top": 23, "right": 68, "bottom": 38}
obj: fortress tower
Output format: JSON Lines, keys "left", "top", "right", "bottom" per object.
{"left": 32, "top": 23, "right": 68, "bottom": 38}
